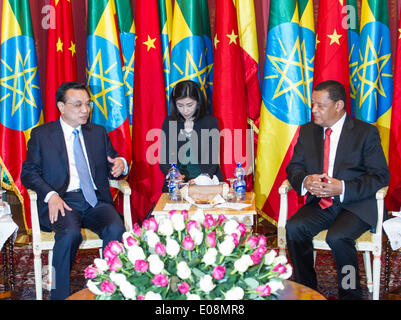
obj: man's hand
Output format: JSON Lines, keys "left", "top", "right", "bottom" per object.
{"left": 48, "top": 194, "right": 72, "bottom": 224}
{"left": 304, "top": 173, "right": 343, "bottom": 198}
{"left": 108, "top": 156, "right": 125, "bottom": 178}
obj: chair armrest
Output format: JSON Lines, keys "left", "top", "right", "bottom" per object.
{"left": 109, "top": 179, "right": 131, "bottom": 195}
{"left": 376, "top": 186, "right": 388, "bottom": 200}
{"left": 27, "top": 189, "right": 41, "bottom": 244}
{"left": 279, "top": 179, "right": 292, "bottom": 195}
{"left": 109, "top": 180, "right": 133, "bottom": 231}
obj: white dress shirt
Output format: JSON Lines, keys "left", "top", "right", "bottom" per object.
{"left": 301, "top": 113, "right": 347, "bottom": 201}
{"left": 45, "top": 118, "right": 128, "bottom": 203}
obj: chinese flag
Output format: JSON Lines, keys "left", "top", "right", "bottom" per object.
{"left": 129, "top": 0, "right": 167, "bottom": 223}
{"left": 314, "top": 0, "right": 350, "bottom": 113}
{"left": 45, "top": 0, "right": 77, "bottom": 122}
{"left": 212, "top": 0, "right": 251, "bottom": 183}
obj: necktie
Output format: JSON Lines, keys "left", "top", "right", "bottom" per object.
{"left": 72, "top": 129, "right": 97, "bottom": 207}
{"left": 319, "top": 128, "right": 333, "bottom": 210}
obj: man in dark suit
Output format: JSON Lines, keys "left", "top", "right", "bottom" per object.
{"left": 286, "top": 80, "right": 390, "bottom": 300}
{"left": 21, "top": 82, "right": 127, "bottom": 300}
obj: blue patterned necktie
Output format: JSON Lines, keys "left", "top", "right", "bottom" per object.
{"left": 72, "top": 129, "right": 97, "bottom": 207}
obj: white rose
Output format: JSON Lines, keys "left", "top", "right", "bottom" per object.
{"left": 144, "top": 291, "right": 162, "bottom": 300}
{"left": 145, "top": 230, "right": 160, "bottom": 248}
{"left": 94, "top": 258, "right": 109, "bottom": 272}
{"left": 223, "top": 219, "right": 239, "bottom": 235}
{"left": 202, "top": 248, "right": 218, "bottom": 266}
{"left": 264, "top": 250, "right": 278, "bottom": 265}
{"left": 127, "top": 245, "right": 146, "bottom": 264}
{"left": 186, "top": 293, "right": 201, "bottom": 300}
{"left": 225, "top": 287, "right": 244, "bottom": 300}
{"left": 192, "top": 209, "right": 205, "bottom": 224}
{"left": 189, "top": 227, "right": 204, "bottom": 245}
{"left": 234, "top": 255, "right": 253, "bottom": 273}
{"left": 87, "top": 280, "right": 103, "bottom": 295}
{"left": 177, "top": 261, "right": 191, "bottom": 280}
{"left": 199, "top": 275, "right": 216, "bottom": 293}
{"left": 166, "top": 238, "right": 180, "bottom": 257}
{"left": 110, "top": 272, "right": 127, "bottom": 286}
{"left": 148, "top": 254, "right": 164, "bottom": 274}
{"left": 268, "top": 279, "right": 285, "bottom": 293}
{"left": 218, "top": 237, "right": 235, "bottom": 256}
{"left": 171, "top": 213, "right": 185, "bottom": 231}
{"left": 280, "top": 264, "right": 293, "bottom": 280}
{"left": 158, "top": 218, "right": 174, "bottom": 236}
{"left": 119, "top": 281, "right": 137, "bottom": 300}
{"left": 273, "top": 255, "right": 288, "bottom": 266}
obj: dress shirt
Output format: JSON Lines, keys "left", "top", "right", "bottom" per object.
{"left": 301, "top": 113, "right": 346, "bottom": 201}
{"left": 44, "top": 118, "right": 128, "bottom": 203}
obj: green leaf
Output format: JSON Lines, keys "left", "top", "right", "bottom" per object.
{"left": 244, "top": 278, "right": 259, "bottom": 289}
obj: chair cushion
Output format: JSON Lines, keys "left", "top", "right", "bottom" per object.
{"left": 314, "top": 230, "right": 373, "bottom": 242}
{"left": 40, "top": 228, "right": 101, "bottom": 242}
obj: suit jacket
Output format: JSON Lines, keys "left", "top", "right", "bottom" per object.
{"left": 21, "top": 120, "right": 120, "bottom": 231}
{"left": 159, "top": 115, "right": 224, "bottom": 192}
{"left": 286, "top": 115, "right": 390, "bottom": 228}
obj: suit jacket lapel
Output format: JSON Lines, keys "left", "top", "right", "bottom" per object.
{"left": 82, "top": 124, "right": 96, "bottom": 181}
{"left": 333, "top": 115, "right": 354, "bottom": 177}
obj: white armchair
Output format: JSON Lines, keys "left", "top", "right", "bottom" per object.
{"left": 29, "top": 179, "right": 133, "bottom": 300}
{"left": 277, "top": 179, "right": 387, "bottom": 300}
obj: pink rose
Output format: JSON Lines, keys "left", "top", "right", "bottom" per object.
{"left": 133, "top": 223, "right": 142, "bottom": 237}
{"left": 258, "top": 235, "right": 267, "bottom": 246}
{"left": 273, "top": 264, "right": 287, "bottom": 275}
{"left": 137, "top": 296, "right": 145, "bottom": 300}
{"left": 178, "top": 282, "right": 190, "bottom": 294}
{"left": 203, "top": 214, "right": 216, "bottom": 229}
{"left": 247, "top": 236, "right": 259, "bottom": 249}
{"left": 108, "top": 240, "right": 124, "bottom": 255}
{"left": 256, "top": 284, "right": 271, "bottom": 297}
{"left": 84, "top": 266, "right": 98, "bottom": 279}
{"left": 182, "top": 235, "right": 195, "bottom": 250}
{"left": 212, "top": 266, "right": 226, "bottom": 280}
{"left": 125, "top": 235, "right": 138, "bottom": 247}
{"left": 237, "top": 223, "right": 246, "bottom": 237}
{"left": 155, "top": 242, "right": 167, "bottom": 256}
{"left": 251, "top": 251, "right": 263, "bottom": 265}
{"left": 232, "top": 233, "right": 239, "bottom": 246}
{"left": 168, "top": 210, "right": 177, "bottom": 217}
{"left": 143, "top": 217, "right": 158, "bottom": 232}
{"left": 134, "top": 260, "right": 149, "bottom": 273}
{"left": 109, "top": 256, "right": 123, "bottom": 272}
{"left": 100, "top": 280, "right": 116, "bottom": 293}
{"left": 217, "top": 214, "right": 226, "bottom": 226}
{"left": 181, "top": 210, "right": 189, "bottom": 220}
{"left": 206, "top": 232, "right": 216, "bottom": 248}
{"left": 152, "top": 274, "right": 169, "bottom": 287}
{"left": 186, "top": 220, "right": 198, "bottom": 233}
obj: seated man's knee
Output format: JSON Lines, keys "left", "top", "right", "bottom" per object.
{"left": 59, "top": 228, "right": 83, "bottom": 246}
{"left": 325, "top": 230, "right": 348, "bottom": 249}
{"left": 286, "top": 217, "right": 308, "bottom": 242}
{"left": 104, "top": 222, "right": 125, "bottom": 241}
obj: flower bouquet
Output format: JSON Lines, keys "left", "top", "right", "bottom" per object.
{"left": 84, "top": 210, "right": 292, "bottom": 300}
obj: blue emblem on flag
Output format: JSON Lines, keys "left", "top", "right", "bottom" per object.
{"left": 86, "top": 35, "right": 127, "bottom": 133}
{"left": 169, "top": 36, "right": 213, "bottom": 112}
{"left": 262, "top": 23, "right": 314, "bottom": 126}
{"left": 0, "top": 36, "right": 42, "bottom": 131}
{"left": 356, "top": 22, "right": 392, "bottom": 123}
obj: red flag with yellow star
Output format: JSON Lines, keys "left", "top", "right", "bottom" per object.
{"left": 129, "top": 0, "right": 167, "bottom": 223}
{"left": 314, "top": 0, "right": 350, "bottom": 113}
{"left": 45, "top": 0, "right": 77, "bottom": 122}
{"left": 212, "top": 0, "right": 251, "bottom": 182}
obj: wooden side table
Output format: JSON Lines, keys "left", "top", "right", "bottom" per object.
{"left": 0, "top": 236, "right": 15, "bottom": 299}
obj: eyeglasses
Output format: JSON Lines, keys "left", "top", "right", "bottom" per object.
{"left": 64, "top": 101, "right": 94, "bottom": 109}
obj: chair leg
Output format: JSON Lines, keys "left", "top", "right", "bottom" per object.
{"left": 313, "top": 250, "right": 316, "bottom": 267}
{"left": 33, "top": 250, "right": 43, "bottom": 300}
{"left": 46, "top": 250, "right": 53, "bottom": 291}
{"left": 363, "top": 251, "right": 373, "bottom": 293}
{"left": 372, "top": 254, "right": 381, "bottom": 300}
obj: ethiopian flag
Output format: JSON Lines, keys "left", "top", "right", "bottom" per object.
{"left": 347, "top": 0, "right": 359, "bottom": 117}
{"left": 86, "top": 0, "right": 132, "bottom": 166}
{"left": 355, "top": 0, "right": 393, "bottom": 161}
{"left": 115, "top": 0, "right": 135, "bottom": 134}
{"left": 0, "top": 0, "right": 43, "bottom": 231}
{"left": 169, "top": 0, "right": 213, "bottom": 111}
{"left": 157, "top": 0, "right": 172, "bottom": 103}
{"left": 254, "top": 0, "right": 314, "bottom": 224}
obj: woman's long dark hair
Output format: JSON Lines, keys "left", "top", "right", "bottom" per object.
{"left": 169, "top": 80, "right": 208, "bottom": 122}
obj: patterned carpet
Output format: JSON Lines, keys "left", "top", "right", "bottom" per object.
{"left": 1, "top": 241, "right": 400, "bottom": 300}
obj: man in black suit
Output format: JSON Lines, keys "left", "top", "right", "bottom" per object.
{"left": 21, "top": 82, "right": 127, "bottom": 300}
{"left": 285, "top": 80, "right": 389, "bottom": 300}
